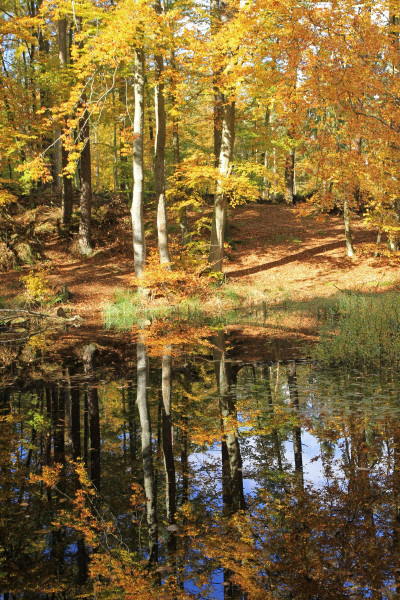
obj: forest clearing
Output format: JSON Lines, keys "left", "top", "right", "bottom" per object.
{"left": 4, "top": 1, "right": 400, "bottom": 599}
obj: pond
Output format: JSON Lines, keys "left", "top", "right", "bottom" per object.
{"left": 1, "top": 323, "right": 400, "bottom": 599}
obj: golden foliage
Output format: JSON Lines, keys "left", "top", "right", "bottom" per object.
{"left": 21, "top": 269, "right": 53, "bottom": 305}
{"left": 131, "top": 251, "right": 209, "bottom": 301}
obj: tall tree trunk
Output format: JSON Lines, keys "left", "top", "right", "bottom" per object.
{"left": 112, "top": 90, "right": 119, "bottom": 192}
{"left": 78, "top": 100, "right": 93, "bottom": 255}
{"left": 213, "top": 88, "right": 224, "bottom": 168}
{"left": 136, "top": 339, "right": 158, "bottom": 562}
{"left": 211, "top": 0, "right": 223, "bottom": 167}
{"left": 131, "top": 48, "right": 146, "bottom": 279}
{"left": 153, "top": 1, "right": 171, "bottom": 265}
{"left": 57, "top": 18, "right": 73, "bottom": 228}
{"left": 209, "top": 100, "right": 235, "bottom": 272}
{"left": 118, "top": 81, "right": 130, "bottom": 201}
{"left": 343, "top": 197, "right": 355, "bottom": 257}
{"left": 262, "top": 108, "right": 272, "bottom": 201}
{"left": 284, "top": 149, "right": 295, "bottom": 205}
{"left": 209, "top": 0, "right": 230, "bottom": 271}
{"left": 284, "top": 47, "right": 299, "bottom": 206}
{"left": 389, "top": 2, "right": 400, "bottom": 250}
{"left": 170, "top": 51, "right": 188, "bottom": 243}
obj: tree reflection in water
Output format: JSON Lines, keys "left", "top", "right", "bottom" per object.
{"left": 1, "top": 327, "right": 400, "bottom": 599}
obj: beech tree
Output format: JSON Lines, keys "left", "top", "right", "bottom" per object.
{"left": 4, "top": 0, "right": 400, "bottom": 274}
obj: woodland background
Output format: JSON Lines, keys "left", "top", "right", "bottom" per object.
{"left": 1, "top": 0, "right": 400, "bottom": 293}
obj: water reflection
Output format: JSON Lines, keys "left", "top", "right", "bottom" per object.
{"left": 1, "top": 328, "right": 400, "bottom": 599}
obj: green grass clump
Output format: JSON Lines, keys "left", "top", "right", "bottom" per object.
{"left": 314, "top": 291, "right": 400, "bottom": 368}
{"left": 103, "top": 291, "right": 140, "bottom": 329}
{"left": 103, "top": 289, "right": 268, "bottom": 330}
{"left": 103, "top": 290, "right": 179, "bottom": 329}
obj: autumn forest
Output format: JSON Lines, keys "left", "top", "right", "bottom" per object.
{"left": 2, "top": 0, "right": 400, "bottom": 273}
{"left": 3, "top": 1, "right": 400, "bottom": 599}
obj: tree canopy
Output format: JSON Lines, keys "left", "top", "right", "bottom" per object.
{"left": 2, "top": 0, "right": 400, "bottom": 273}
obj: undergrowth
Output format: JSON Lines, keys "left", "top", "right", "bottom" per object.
{"left": 313, "top": 291, "right": 400, "bottom": 368}
{"left": 103, "top": 289, "right": 266, "bottom": 330}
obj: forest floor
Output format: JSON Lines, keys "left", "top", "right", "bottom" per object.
{"left": 225, "top": 203, "right": 400, "bottom": 299}
{"left": 2, "top": 202, "right": 400, "bottom": 332}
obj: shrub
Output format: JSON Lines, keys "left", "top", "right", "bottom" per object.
{"left": 131, "top": 252, "right": 210, "bottom": 301}
{"left": 21, "top": 270, "right": 53, "bottom": 306}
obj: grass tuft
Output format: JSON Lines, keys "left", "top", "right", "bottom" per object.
{"left": 103, "top": 287, "right": 269, "bottom": 330}
{"left": 314, "top": 291, "right": 400, "bottom": 368}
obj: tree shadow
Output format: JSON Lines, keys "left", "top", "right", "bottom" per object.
{"left": 227, "top": 240, "right": 347, "bottom": 278}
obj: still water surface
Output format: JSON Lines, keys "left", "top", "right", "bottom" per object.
{"left": 1, "top": 326, "right": 400, "bottom": 599}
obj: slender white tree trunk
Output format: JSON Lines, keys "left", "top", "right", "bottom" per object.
{"left": 209, "top": 99, "right": 235, "bottom": 272}
{"left": 131, "top": 48, "right": 146, "bottom": 278}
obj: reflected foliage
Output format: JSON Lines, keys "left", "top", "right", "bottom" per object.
{"left": 2, "top": 329, "right": 400, "bottom": 599}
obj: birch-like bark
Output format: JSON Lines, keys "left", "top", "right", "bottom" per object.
{"left": 131, "top": 48, "right": 146, "bottom": 278}
{"left": 209, "top": 100, "right": 235, "bottom": 272}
